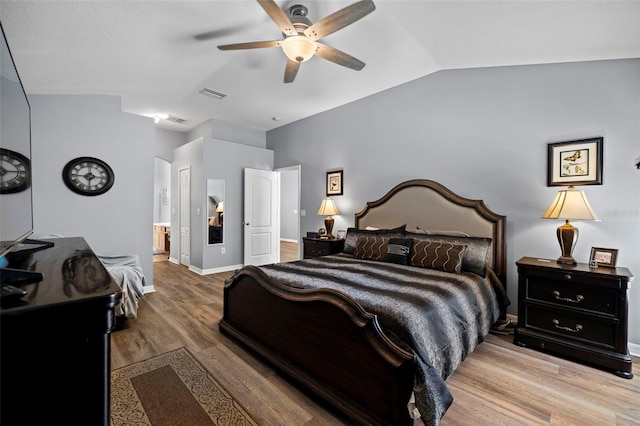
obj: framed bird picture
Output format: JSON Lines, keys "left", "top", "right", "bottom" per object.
{"left": 326, "top": 170, "right": 343, "bottom": 196}
{"left": 547, "top": 137, "right": 603, "bottom": 186}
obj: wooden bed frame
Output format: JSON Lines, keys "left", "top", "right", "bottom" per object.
{"left": 219, "top": 179, "right": 506, "bottom": 425}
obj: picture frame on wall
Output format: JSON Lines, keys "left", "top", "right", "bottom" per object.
{"left": 326, "top": 170, "right": 343, "bottom": 196}
{"left": 589, "top": 247, "right": 618, "bottom": 268}
{"left": 547, "top": 137, "right": 603, "bottom": 186}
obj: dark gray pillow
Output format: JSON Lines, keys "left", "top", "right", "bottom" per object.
{"left": 343, "top": 225, "right": 406, "bottom": 255}
{"left": 403, "top": 231, "right": 492, "bottom": 277}
{"left": 384, "top": 238, "right": 413, "bottom": 265}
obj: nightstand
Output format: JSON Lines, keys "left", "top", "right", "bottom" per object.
{"left": 514, "top": 256, "right": 634, "bottom": 378}
{"left": 303, "top": 237, "right": 345, "bottom": 259}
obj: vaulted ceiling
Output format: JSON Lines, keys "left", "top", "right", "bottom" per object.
{"left": 1, "top": 1, "right": 638, "bottom": 132}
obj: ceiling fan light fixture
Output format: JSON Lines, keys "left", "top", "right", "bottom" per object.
{"left": 281, "top": 35, "right": 316, "bottom": 62}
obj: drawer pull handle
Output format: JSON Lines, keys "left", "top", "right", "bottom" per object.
{"left": 552, "top": 290, "right": 584, "bottom": 303}
{"left": 552, "top": 319, "right": 583, "bottom": 333}
{"left": 564, "top": 274, "right": 572, "bottom": 280}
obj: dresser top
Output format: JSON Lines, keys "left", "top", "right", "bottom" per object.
{"left": 1, "top": 237, "right": 121, "bottom": 315}
{"left": 517, "top": 256, "right": 633, "bottom": 280}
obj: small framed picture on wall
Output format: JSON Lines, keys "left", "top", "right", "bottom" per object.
{"left": 547, "top": 137, "right": 603, "bottom": 186}
{"left": 326, "top": 170, "right": 343, "bottom": 196}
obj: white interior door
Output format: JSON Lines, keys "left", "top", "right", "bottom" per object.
{"left": 244, "top": 168, "right": 280, "bottom": 266}
{"left": 179, "top": 166, "right": 190, "bottom": 266}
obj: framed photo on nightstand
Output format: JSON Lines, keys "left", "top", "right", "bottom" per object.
{"left": 589, "top": 247, "right": 618, "bottom": 268}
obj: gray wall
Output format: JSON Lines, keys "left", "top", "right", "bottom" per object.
{"left": 267, "top": 59, "right": 640, "bottom": 346}
{"left": 187, "top": 118, "right": 266, "bottom": 148}
{"left": 170, "top": 137, "right": 273, "bottom": 273}
{"left": 30, "top": 94, "right": 155, "bottom": 289}
{"left": 155, "top": 127, "right": 186, "bottom": 162}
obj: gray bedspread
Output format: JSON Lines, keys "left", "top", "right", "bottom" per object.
{"left": 259, "top": 253, "right": 507, "bottom": 425}
{"left": 98, "top": 254, "right": 145, "bottom": 319}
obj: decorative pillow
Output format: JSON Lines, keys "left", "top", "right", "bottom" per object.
{"left": 404, "top": 232, "right": 492, "bottom": 276}
{"left": 343, "top": 225, "right": 406, "bottom": 255}
{"left": 410, "top": 241, "right": 466, "bottom": 274}
{"left": 383, "top": 238, "right": 413, "bottom": 265}
{"left": 354, "top": 236, "right": 388, "bottom": 261}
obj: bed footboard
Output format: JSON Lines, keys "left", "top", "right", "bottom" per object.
{"left": 219, "top": 266, "right": 416, "bottom": 426}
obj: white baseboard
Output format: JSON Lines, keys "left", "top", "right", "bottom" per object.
{"left": 280, "top": 238, "right": 298, "bottom": 243}
{"left": 168, "top": 257, "right": 179, "bottom": 264}
{"left": 142, "top": 285, "right": 156, "bottom": 294}
{"left": 190, "top": 264, "right": 244, "bottom": 275}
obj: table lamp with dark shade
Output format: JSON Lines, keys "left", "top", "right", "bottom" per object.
{"left": 541, "top": 186, "right": 600, "bottom": 265}
{"left": 317, "top": 198, "right": 339, "bottom": 238}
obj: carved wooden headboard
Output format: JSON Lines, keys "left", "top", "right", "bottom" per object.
{"left": 355, "top": 179, "right": 506, "bottom": 281}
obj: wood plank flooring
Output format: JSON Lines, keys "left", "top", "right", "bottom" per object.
{"left": 111, "top": 253, "right": 640, "bottom": 425}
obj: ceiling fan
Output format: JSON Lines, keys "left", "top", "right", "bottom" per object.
{"left": 217, "top": 0, "right": 376, "bottom": 83}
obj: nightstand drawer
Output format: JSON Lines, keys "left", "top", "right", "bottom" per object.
{"left": 305, "top": 243, "right": 331, "bottom": 257}
{"left": 524, "top": 266, "right": 623, "bottom": 288}
{"left": 303, "top": 238, "right": 345, "bottom": 259}
{"left": 524, "top": 305, "right": 619, "bottom": 350}
{"left": 525, "top": 278, "right": 619, "bottom": 316}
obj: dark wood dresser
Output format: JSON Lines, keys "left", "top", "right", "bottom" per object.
{"left": 1, "top": 237, "right": 121, "bottom": 425}
{"left": 514, "top": 256, "right": 633, "bottom": 378}
{"left": 302, "top": 237, "right": 345, "bottom": 259}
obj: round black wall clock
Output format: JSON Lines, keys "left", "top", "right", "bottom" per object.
{"left": 62, "top": 156, "right": 114, "bottom": 196}
{"left": 0, "top": 148, "right": 31, "bottom": 194}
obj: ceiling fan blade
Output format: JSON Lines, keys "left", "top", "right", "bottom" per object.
{"left": 257, "top": 0, "right": 297, "bottom": 36}
{"left": 314, "top": 43, "right": 365, "bottom": 71}
{"left": 284, "top": 59, "right": 300, "bottom": 83}
{"left": 304, "top": 0, "right": 376, "bottom": 41}
{"left": 218, "top": 40, "right": 282, "bottom": 50}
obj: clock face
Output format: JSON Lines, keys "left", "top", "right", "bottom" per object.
{"left": 0, "top": 148, "right": 31, "bottom": 194}
{"left": 62, "top": 157, "right": 114, "bottom": 196}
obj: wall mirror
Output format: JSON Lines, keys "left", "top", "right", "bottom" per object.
{"left": 207, "top": 179, "right": 224, "bottom": 245}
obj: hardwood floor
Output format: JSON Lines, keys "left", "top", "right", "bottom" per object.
{"left": 111, "top": 257, "right": 640, "bottom": 425}
{"left": 280, "top": 240, "right": 299, "bottom": 263}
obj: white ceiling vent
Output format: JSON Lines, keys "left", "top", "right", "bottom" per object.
{"left": 166, "top": 115, "right": 187, "bottom": 124}
{"left": 199, "top": 87, "right": 227, "bottom": 100}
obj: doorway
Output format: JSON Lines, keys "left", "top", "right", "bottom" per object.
{"left": 243, "top": 166, "right": 301, "bottom": 266}
{"left": 277, "top": 165, "right": 301, "bottom": 262}
{"left": 153, "top": 157, "right": 171, "bottom": 256}
{"left": 178, "top": 166, "right": 191, "bottom": 266}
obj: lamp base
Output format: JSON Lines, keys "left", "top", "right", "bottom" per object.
{"left": 556, "top": 256, "right": 577, "bottom": 265}
{"left": 324, "top": 217, "right": 335, "bottom": 239}
{"left": 556, "top": 220, "right": 578, "bottom": 265}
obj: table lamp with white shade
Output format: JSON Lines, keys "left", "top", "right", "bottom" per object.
{"left": 541, "top": 186, "right": 600, "bottom": 265}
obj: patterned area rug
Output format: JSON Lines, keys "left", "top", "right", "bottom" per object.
{"left": 111, "top": 348, "right": 256, "bottom": 426}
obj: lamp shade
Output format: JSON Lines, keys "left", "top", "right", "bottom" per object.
{"left": 317, "top": 198, "right": 339, "bottom": 216}
{"left": 215, "top": 201, "right": 224, "bottom": 213}
{"left": 541, "top": 186, "right": 600, "bottom": 221}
